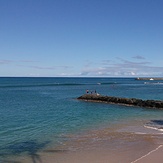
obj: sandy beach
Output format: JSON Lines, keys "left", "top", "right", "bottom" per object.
{"left": 131, "top": 145, "right": 163, "bottom": 163}
{"left": 17, "top": 143, "right": 163, "bottom": 163}
{"left": 38, "top": 145, "right": 163, "bottom": 163}
{"left": 15, "top": 123, "right": 163, "bottom": 163}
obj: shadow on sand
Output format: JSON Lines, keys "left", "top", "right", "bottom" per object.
{"left": 0, "top": 140, "right": 49, "bottom": 163}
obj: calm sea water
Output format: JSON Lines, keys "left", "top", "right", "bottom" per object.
{"left": 0, "top": 77, "right": 163, "bottom": 161}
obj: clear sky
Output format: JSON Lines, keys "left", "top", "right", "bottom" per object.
{"left": 0, "top": 0, "right": 163, "bottom": 77}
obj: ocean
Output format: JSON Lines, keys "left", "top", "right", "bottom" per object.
{"left": 0, "top": 77, "right": 163, "bottom": 162}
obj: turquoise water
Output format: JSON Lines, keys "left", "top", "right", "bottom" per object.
{"left": 0, "top": 77, "right": 163, "bottom": 160}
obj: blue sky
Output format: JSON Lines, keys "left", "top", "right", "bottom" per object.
{"left": 0, "top": 0, "right": 163, "bottom": 77}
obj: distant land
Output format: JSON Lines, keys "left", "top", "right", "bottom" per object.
{"left": 135, "top": 77, "right": 163, "bottom": 80}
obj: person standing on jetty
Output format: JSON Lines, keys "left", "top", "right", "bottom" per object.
{"left": 86, "top": 89, "right": 97, "bottom": 94}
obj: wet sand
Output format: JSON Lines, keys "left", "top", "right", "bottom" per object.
{"left": 15, "top": 122, "right": 163, "bottom": 163}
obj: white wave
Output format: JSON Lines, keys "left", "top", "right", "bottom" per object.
{"left": 134, "top": 132, "right": 147, "bottom": 135}
{"left": 144, "top": 125, "right": 163, "bottom": 132}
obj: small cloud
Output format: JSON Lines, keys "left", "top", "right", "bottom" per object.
{"left": 101, "top": 60, "right": 112, "bottom": 65}
{"left": 28, "top": 66, "right": 56, "bottom": 70}
{"left": 0, "top": 60, "right": 13, "bottom": 64}
{"left": 58, "top": 65, "right": 73, "bottom": 69}
{"left": 19, "top": 60, "right": 38, "bottom": 63}
{"left": 80, "top": 71, "right": 89, "bottom": 76}
{"left": 84, "top": 60, "right": 95, "bottom": 68}
{"left": 131, "top": 71, "right": 136, "bottom": 75}
{"left": 0, "top": 59, "right": 38, "bottom": 65}
{"left": 132, "top": 55, "right": 145, "bottom": 60}
{"left": 17, "top": 64, "right": 73, "bottom": 71}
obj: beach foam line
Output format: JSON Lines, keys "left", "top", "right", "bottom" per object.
{"left": 144, "top": 125, "right": 163, "bottom": 132}
{"left": 130, "top": 145, "right": 163, "bottom": 163}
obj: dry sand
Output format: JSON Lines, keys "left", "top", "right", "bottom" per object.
{"left": 131, "top": 145, "right": 163, "bottom": 163}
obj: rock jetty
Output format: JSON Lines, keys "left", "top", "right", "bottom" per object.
{"left": 77, "top": 94, "right": 163, "bottom": 109}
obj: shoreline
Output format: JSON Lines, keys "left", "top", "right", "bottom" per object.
{"left": 11, "top": 120, "right": 163, "bottom": 163}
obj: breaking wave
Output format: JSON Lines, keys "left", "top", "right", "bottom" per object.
{"left": 144, "top": 120, "right": 163, "bottom": 132}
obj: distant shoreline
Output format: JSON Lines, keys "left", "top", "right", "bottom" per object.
{"left": 135, "top": 77, "right": 163, "bottom": 80}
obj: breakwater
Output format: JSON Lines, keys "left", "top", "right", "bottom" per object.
{"left": 77, "top": 94, "right": 163, "bottom": 109}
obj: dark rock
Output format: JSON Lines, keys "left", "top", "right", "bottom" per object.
{"left": 77, "top": 94, "right": 163, "bottom": 109}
